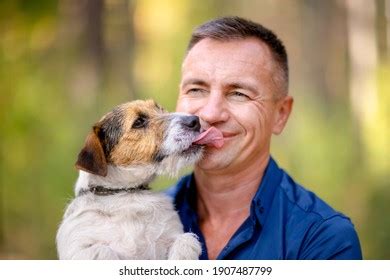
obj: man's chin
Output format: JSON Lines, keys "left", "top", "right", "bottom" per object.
{"left": 194, "top": 150, "right": 233, "bottom": 171}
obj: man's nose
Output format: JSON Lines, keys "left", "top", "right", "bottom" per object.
{"left": 198, "top": 92, "right": 229, "bottom": 124}
{"left": 181, "top": 115, "right": 201, "bottom": 132}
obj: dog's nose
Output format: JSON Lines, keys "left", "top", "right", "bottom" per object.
{"left": 181, "top": 115, "right": 200, "bottom": 132}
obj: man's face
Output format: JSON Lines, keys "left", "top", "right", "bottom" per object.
{"left": 177, "top": 38, "right": 287, "bottom": 173}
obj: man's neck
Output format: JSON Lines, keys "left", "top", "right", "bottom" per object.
{"left": 194, "top": 154, "right": 270, "bottom": 221}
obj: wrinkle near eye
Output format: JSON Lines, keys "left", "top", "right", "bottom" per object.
{"left": 252, "top": 94, "right": 274, "bottom": 103}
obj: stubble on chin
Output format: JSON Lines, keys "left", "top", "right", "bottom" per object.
{"left": 195, "top": 143, "right": 239, "bottom": 171}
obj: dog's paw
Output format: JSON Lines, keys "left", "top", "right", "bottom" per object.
{"left": 168, "top": 232, "right": 202, "bottom": 260}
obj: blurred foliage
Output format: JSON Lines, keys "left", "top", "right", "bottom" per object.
{"left": 0, "top": 0, "right": 389, "bottom": 259}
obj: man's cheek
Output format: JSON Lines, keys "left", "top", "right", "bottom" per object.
{"left": 175, "top": 97, "right": 188, "bottom": 112}
{"left": 176, "top": 98, "right": 198, "bottom": 114}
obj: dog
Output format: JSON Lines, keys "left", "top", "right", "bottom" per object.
{"left": 56, "top": 99, "right": 223, "bottom": 259}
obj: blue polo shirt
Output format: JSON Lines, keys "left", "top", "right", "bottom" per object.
{"left": 166, "top": 157, "right": 362, "bottom": 259}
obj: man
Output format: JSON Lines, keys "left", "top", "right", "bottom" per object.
{"left": 167, "top": 16, "right": 362, "bottom": 259}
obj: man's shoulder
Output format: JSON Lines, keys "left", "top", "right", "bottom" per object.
{"left": 277, "top": 171, "right": 347, "bottom": 221}
{"left": 275, "top": 171, "right": 362, "bottom": 259}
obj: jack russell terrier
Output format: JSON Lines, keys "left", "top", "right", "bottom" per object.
{"left": 56, "top": 100, "right": 223, "bottom": 259}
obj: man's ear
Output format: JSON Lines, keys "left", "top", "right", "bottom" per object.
{"left": 75, "top": 126, "right": 108, "bottom": 177}
{"left": 272, "top": 95, "right": 293, "bottom": 135}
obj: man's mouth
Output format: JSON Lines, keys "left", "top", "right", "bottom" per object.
{"left": 179, "top": 126, "right": 224, "bottom": 156}
{"left": 192, "top": 127, "right": 224, "bottom": 148}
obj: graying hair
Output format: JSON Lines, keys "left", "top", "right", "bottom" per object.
{"left": 187, "top": 16, "right": 289, "bottom": 96}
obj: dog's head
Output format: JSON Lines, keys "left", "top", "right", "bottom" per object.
{"left": 75, "top": 100, "right": 203, "bottom": 178}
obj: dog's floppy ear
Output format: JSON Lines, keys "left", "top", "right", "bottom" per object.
{"left": 75, "top": 126, "right": 108, "bottom": 177}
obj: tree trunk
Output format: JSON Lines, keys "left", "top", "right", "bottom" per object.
{"left": 58, "top": 0, "right": 105, "bottom": 107}
{"left": 346, "top": 0, "right": 378, "bottom": 126}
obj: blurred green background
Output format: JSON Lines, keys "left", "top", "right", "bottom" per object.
{"left": 0, "top": 0, "right": 389, "bottom": 259}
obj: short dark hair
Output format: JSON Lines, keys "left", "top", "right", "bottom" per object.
{"left": 187, "top": 16, "right": 289, "bottom": 95}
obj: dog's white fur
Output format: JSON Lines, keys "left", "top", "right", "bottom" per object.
{"left": 56, "top": 105, "right": 202, "bottom": 260}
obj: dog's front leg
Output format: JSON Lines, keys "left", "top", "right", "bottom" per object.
{"left": 168, "top": 233, "right": 202, "bottom": 260}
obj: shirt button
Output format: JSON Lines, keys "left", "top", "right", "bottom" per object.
{"left": 259, "top": 206, "right": 265, "bottom": 213}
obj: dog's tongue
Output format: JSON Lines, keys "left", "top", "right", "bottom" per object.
{"left": 193, "top": 127, "right": 224, "bottom": 148}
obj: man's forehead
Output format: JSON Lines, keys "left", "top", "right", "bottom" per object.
{"left": 182, "top": 38, "right": 275, "bottom": 76}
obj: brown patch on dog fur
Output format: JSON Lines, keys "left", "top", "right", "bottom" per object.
{"left": 75, "top": 128, "right": 108, "bottom": 176}
{"left": 95, "top": 106, "right": 125, "bottom": 159}
{"left": 108, "top": 100, "right": 167, "bottom": 166}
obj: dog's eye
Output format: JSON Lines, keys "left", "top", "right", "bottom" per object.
{"left": 132, "top": 115, "right": 148, "bottom": 129}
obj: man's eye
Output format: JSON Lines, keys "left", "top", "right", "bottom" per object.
{"left": 229, "top": 91, "right": 250, "bottom": 101}
{"left": 132, "top": 115, "right": 148, "bottom": 129}
{"left": 186, "top": 88, "right": 206, "bottom": 95}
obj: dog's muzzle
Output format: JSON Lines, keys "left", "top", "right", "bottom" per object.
{"left": 180, "top": 115, "right": 201, "bottom": 132}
